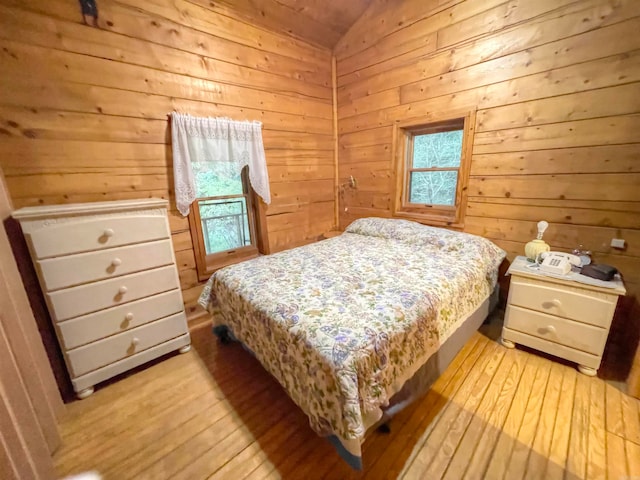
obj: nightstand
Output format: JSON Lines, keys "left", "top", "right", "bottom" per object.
{"left": 501, "top": 256, "right": 626, "bottom": 376}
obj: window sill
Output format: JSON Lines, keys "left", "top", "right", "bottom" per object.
{"left": 393, "top": 210, "right": 464, "bottom": 230}
{"left": 196, "top": 246, "right": 259, "bottom": 282}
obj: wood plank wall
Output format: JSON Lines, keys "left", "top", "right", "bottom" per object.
{"left": 335, "top": 0, "right": 640, "bottom": 375}
{"left": 0, "top": 0, "right": 335, "bottom": 317}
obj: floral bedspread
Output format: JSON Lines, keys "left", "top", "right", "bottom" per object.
{"left": 198, "top": 217, "right": 505, "bottom": 446}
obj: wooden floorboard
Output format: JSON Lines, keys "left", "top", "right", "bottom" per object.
{"left": 442, "top": 343, "right": 517, "bottom": 480}
{"left": 566, "top": 373, "right": 591, "bottom": 479}
{"left": 505, "top": 354, "right": 552, "bottom": 479}
{"left": 402, "top": 341, "right": 502, "bottom": 478}
{"left": 53, "top": 321, "right": 640, "bottom": 480}
{"left": 586, "top": 378, "right": 607, "bottom": 480}
{"left": 484, "top": 352, "right": 541, "bottom": 479}
{"left": 546, "top": 367, "right": 578, "bottom": 480}
{"left": 522, "top": 362, "right": 563, "bottom": 480}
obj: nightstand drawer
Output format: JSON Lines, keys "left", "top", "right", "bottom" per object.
{"left": 508, "top": 278, "right": 617, "bottom": 328}
{"left": 47, "top": 266, "right": 179, "bottom": 321}
{"left": 505, "top": 305, "right": 608, "bottom": 356}
{"left": 28, "top": 214, "right": 170, "bottom": 259}
{"left": 501, "top": 328, "right": 601, "bottom": 370}
{"left": 58, "top": 290, "right": 184, "bottom": 349}
{"left": 38, "top": 239, "right": 175, "bottom": 291}
{"left": 66, "top": 312, "right": 188, "bottom": 377}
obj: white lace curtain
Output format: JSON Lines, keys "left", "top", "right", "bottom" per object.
{"left": 171, "top": 113, "right": 271, "bottom": 216}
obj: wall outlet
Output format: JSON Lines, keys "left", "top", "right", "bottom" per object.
{"left": 610, "top": 238, "right": 626, "bottom": 249}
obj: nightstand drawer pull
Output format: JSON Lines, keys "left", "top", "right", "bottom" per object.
{"left": 111, "top": 258, "right": 122, "bottom": 267}
{"left": 118, "top": 286, "right": 128, "bottom": 295}
{"left": 131, "top": 337, "right": 140, "bottom": 346}
{"left": 103, "top": 228, "right": 115, "bottom": 238}
{"left": 124, "top": 313, "right": 134, "bottom": 321}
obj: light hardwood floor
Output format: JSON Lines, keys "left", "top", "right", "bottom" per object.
{"left": 54, "top": 320, "right": 640, "bottom": 479}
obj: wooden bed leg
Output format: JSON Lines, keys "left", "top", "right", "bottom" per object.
{"left": 212, "top": 325, "right": 232, "bottom": 344}
{"left": 377, "top": 423, "right": 391, "bottom": 434}
{"left": 219, "top": 331, "right": 232, "bottom": 344}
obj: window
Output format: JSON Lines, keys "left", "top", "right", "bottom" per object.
{"left": 171, "top": 113, "right": 271, "bottom": 281}
{"left": 393, "top": 110, "right": 475, "bottom": 226}
{"left": 188, "top": 164, "right": 267, "bottom": 281}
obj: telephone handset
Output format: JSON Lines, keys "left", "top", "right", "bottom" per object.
{"left": 539, "top": 251, "right": 581, "bottom": 276}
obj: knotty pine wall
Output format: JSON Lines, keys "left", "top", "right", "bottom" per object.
{"left": 336, "top": 0, "right": 640, "bottom": 375}
{"left": 0, "top": 0, "right": 335, "bottom": 318}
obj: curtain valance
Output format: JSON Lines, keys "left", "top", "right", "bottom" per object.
{"left": 171, "top": 113, "right": 271, "bottom": 216}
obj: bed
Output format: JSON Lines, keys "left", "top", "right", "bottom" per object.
{"left": 197, "top": 217, "right": 506, "bottom": 469}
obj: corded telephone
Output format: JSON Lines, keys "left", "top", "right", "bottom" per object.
{"left": 539, "top": 252, "right": 581, "bottom": 276}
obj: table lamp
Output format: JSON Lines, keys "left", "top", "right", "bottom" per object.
{"left": 525, "top": 220, "right": 550, "bottom": 262}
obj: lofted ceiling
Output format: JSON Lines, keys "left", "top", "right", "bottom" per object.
{"left": 213, "top": 0, "right": 374, "bottom": 49}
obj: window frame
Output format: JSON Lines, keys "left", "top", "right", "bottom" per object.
{"left": 188, "top": 168, "right": 269, "bottom": 282}
{"left": 392, "top": 109, "right": 476, "bottom": 228}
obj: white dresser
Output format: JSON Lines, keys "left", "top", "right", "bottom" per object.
{"left": 13, "top": 199, "right": 191, "bottom": 399}
{"left": 501, "top": 256, "right": 625, "bottom": 376}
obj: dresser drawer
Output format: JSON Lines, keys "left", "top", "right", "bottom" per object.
{"left": 505, "top": 305, "right": 608, "bottom": 356}
{"left": 57, "top": 290, "right": 184, "bottom": 349}
{"left": 66, "top": 312, "right": 188, "bottom": 377}
{"left": 38, "top": 239, "right": 175, "bottom": 291}
{"left": 27, "top": 214, "right": 170, "bottom": 259}
{"left": 508, "top": 278, "right": 617, "bottom": 328}
{"left": 47, "top": 266, "right": 179, "bottom": 321}
{"left": 71, "top": 334, "right": 190, "bottom": 393}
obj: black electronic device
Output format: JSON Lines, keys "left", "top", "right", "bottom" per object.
{"left": 580, "top": 264, "right": 617, "bottom": 282}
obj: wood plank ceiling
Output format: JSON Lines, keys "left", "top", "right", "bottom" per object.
{"left": 210, "top": 0, "right": 374, "bottom": 48}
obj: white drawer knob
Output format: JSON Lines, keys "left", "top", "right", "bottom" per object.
{"left": 111, "top": 258, "right": 122, "bottom": 267}
{"left": 544, "top": 299, "right": 563, "bottom": 308}
{"left": 118, "top": 286, "right": 128, "bottom": 295}
{"left": 104, "top": 228, "right": 114, "bottom": 238}
{"left": 545, "top": 325, "right": 557, "bottom": 334}
{"left": 124, "top": 313, "right": 134, "bottom": 321}
{"left": 131, "top": 337, "right": 140, "bottom": 346}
